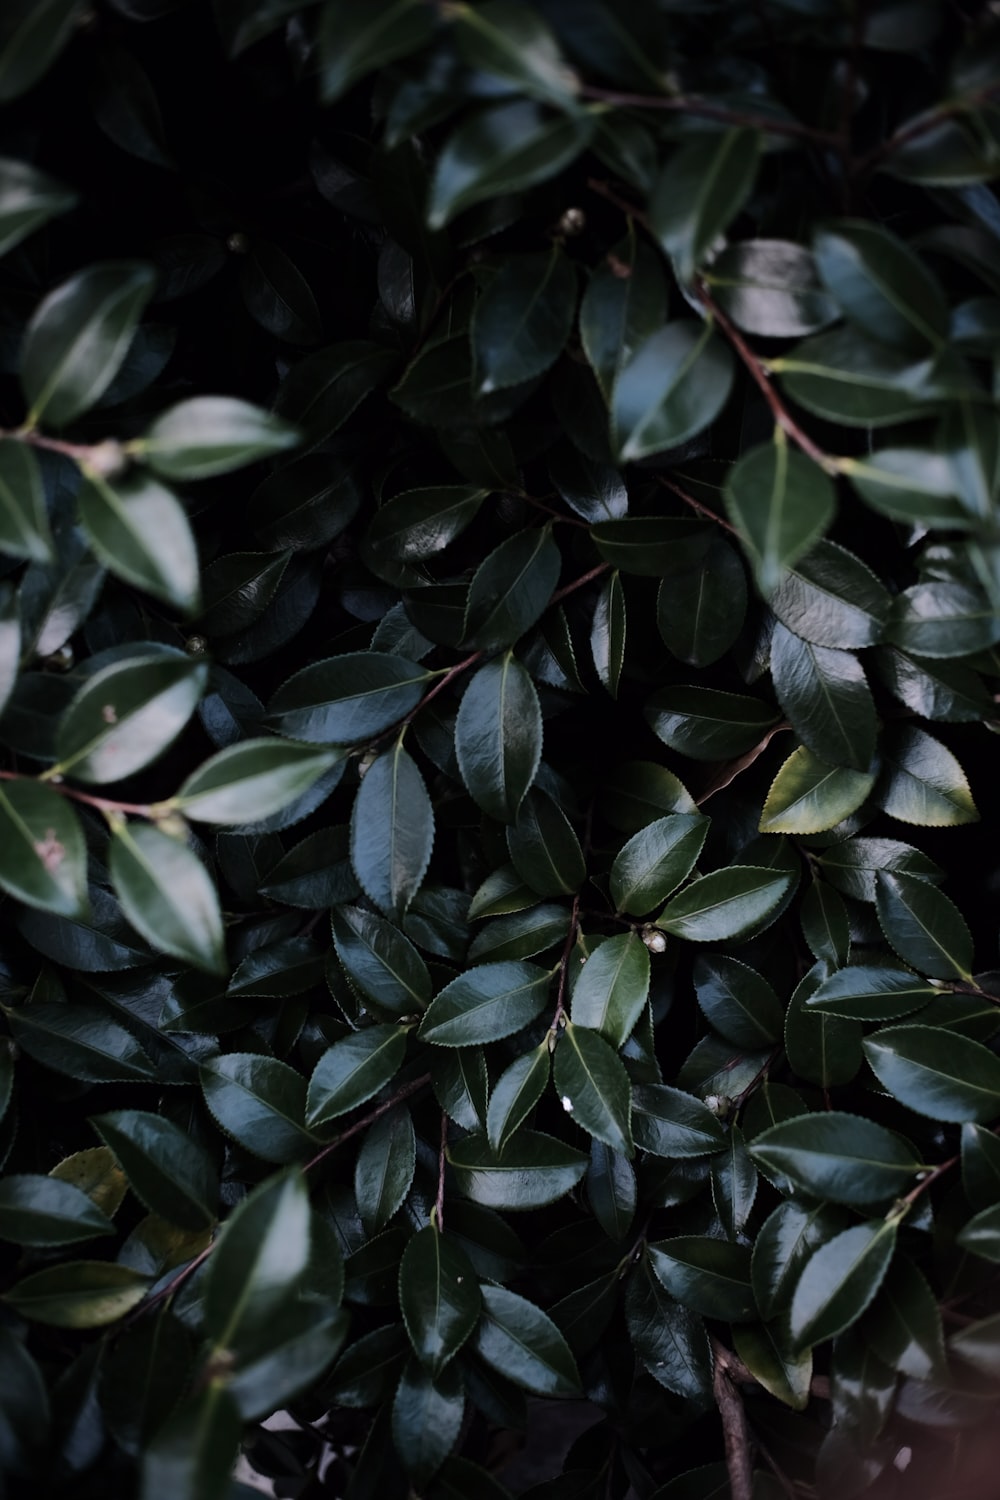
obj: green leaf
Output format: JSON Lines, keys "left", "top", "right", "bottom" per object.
{"left": 463, "top": 527, "right": 561, "bottom": 652}
{"left": 137, "top": 396, "right": 298, "bottom": 479}
{"left": 875, "top": 870, "right": 973, "bottom": 979}
{"left": 0, "top": 780, "right": 88, "bottom": 918}
{"left": 724, "top": 439, "right": 837, "bottom": 593}
{"left": 4, "top": 1261, "right": 149, "bottom": 1327}
{"left": 861, "top": 1256, "right": 945, "bottom": 1379}
{"left": 110, "top": 822, "right": 226, "bottom": 976}
{"left": 351, "top": 742, "right": 434, "bottom": 920}
{"left": 0, "top": 440, "right": 52, "bottom": 563}
{"left": 693, "top": 955, "right": 784, "bottom": 1049}
{"left": 332, "top": 905, "right": 431, "bottom": 1020}
{"left": 875, "top": 646, "right": 992, "bottom": 724}
{"left": 306, "top": 1025, "right": 409, "bottom": 1129}
{"left": 705, "top": 238, "right": 837, "bottom": 336}
{"left": 355, "top": 1106, "right": 416, "bottom": 1236}
{"left": 318, "top": 0, "right": 435, "bottom": 103}
{"left": 553, "top": 1021, "right": 633, "bottom": 1155}
{"left": 419, "top": 961, "right": 550, "bottom": 1047}
{"left": 800, "top": 880, "right": 850, "bottom": 967}
{"left": 631, "top": 1084, "right": 727, "bottom": 1158}
{"left": 249, "top": 452, "right": 362, "bottom": 551}
{"left": 590, "top": 571, "right": 625, "bottom": 697}
{"left": 139, "top": 1383, "right": 241, "bottom": 1500}
{"left": 770, "top": 624, "right": 876, "bottom": 771}
{"left": 101, "top": 1309, "right": 194, "bottom": 1455}
{"left": 455, "top": 653, "right": 541, "bottom": 824}
{"left": 399, "top": 1225, "right": 482, "bottom": 1376}
{"left": 427, "top": 101, "right": 593, "bottom": 230}
{"left": 749, "top": 1113, "right": 920, "bottom": 1204}
{"left": 759, "top": 746, "right": 876, "bottom": 835}
{"left": 55, "top": 648, "right": 208, "bottom": 784}
{"left": 625, "top": 1253, "right": 712, "bottom": 1406}
{"left": 90, "top": 1111, "right": 217, "bottom": 1230}
{"left": 78, "top": 472, "right": 199, "bottom": 613}
{"left": 711, "top": 1125, "right": 758, "bottom": 1239}
{"left": 752, "top": 1201, "right": 848, "bottom": 1321}
{"left": 472, "top": 250, "right": 576, "bottom": 393}
{"left": 767, "top": 540, "right": 891, "bottom": 649}
{"left": 392, "top": 1358, "right": 464, "bottom": 1487}
{"left": 432, "top": 1049, "right": 488, "bottom": 1133}
{"left": 649, "top": 1237, "right": 755, "bottom": 1322}
{"left": 733, "top": 1321, "right": 812, "bottom": 1410}
{"left": 611, "top": 816, "right": 711, "bottom": 919}
{"left": 818, "top": 835, "right": 942, "bottom": 903}
{"left": 962, "top": 1121, "right": 1000, "bottom": 1210}
{"left": 789, "top": 1220, "right": 897, "bottom": 1350}
{"left": 651, "top": 129, "right": 760, "bottom": 284}
{"left": 657, "top": 865, "right": 794, "bottom": 942}
{"left": 21, "top": 261, "right": 157, "bottom": 427}
{"left": 267, "top": 652, "right": 433, "bottom": 744}
{"left": 176, "top": 738, "right": 342, "bottom": 824}
{"left": 594, "top": 519, "right": 710, "bottom": 578}
{"left": 580, "top": 233, "right": 667, "bottom": 401}
{"left": 447, "top": 1130, "right": 587, "bottom": 1210}
{"left": 453, "top": 1, "right": 578, "bottom": 106}
{"left": 645, "top": 685, "right": 779, "bottom": 761}
{"left": 0, "top": 0, "right": 84, "bottom": 105}
{"left": 887, "top": 581, "right": 1000, "bottom": 658}
{"left": 226, "top": 1305, "right": 349, "bottom": 1423}
{"left": 8, "top": 1002, "right": 154, "bottom": 1084}
{"left": 205, "top": 1169, "right": 311, "bottom": 1350}
{"left": 784, "top": 963, "right": 863, "bottom": 1087}
{"left": 864, "top": 1024, "right": 1000, "bottom": 1123}
{"left": 875, "top": 725, "right": 979, "bottom": 826}
{"left": 486, "top": 1044, "right": 550, "bottom": 1153}
{"left": 0, "top": 155, "right": 76, "bottom": 257}
{"left": 473, "top": 1284, "right": 580, "bottom": 1397}
{"left": 843, "top": 447, "right": 971, "bottom": 529}
{"left": 200, "top": 1053, "right": 313, "bottom": 1164}
{"left": 228, "top": 937, "right": 324, "bottom": 999}
{"left": 507, "top": 789, "right": 585, "bottom": 897}
{"left": 612, "top": 320, "right": 735, "bottom": 462}
{"left": 804, "top": 965, "right": 937, "bottom": 1021}
{"left": 657, "top": 537, "right": 747, "bottom": 668}
{"left": 0, "top": 1174, "right": 114, "bottom": 1247}
{"left": 813, "top": 219, "right": 949, "bottom": 352}
{"left": 770, "top": 325, "right": 948, "bottom": 427}
{"left": 468, "top": 903, "right": 568, "bottom": 964}
{"left": 364, "top": 485, "right": 486, "bottom": 564}
{"left": 570, "top": 931, "right": 650, "bottom": 1048}
{"left": 957, "top": 1203, "right": 1000, "bottom": 1262}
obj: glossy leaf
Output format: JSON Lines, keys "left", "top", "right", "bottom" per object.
{"left": 0, "top": 1174, "right": 114, "bottom": 1247}
{"left": 657, "top": 865, "right": 794, "bottom": 942}
{"left": 90, "top": 1111, "right": 217, "bottom": 1230}
{"left": 351, "top": 742, "right": 434, "bottom": 920}
{"left": 631, "top": 1085, "right": 726, "bottom": 1158}
{"left": 486, "top": 1045, "right": 549, "bottom": 1153}
{"left": 875, "top": 725, "right": 979, "bottom": 826}
{"left": 875, "top": 870, "right": 973, "bottom": 979}
{"left": 0, "top": 440, "right": 53, "bottom": 563}
{"left": 267, "top": 653, "right": 433, "bottom": 745}
{"left": 789, "top": 1220, "right": 897, "bottom": 1351}
{"left": 610, "top": 815, "right": 709, "bottom": 917}
{"left": 205, "top": 1170, "right": 311, "bottom": 1350}
{"left": 176, "top": 738, "right": 342, "bottom": 824}
{"left": 612, "top": 321, "right": 734, "bottom": 462}
{"left": 455, "top": 653, "right": 541, "bottom": 823}
{"left": 400, "top": 1226, "right": 481, "bottom": 1375}
{"left": 651, "top": 129, "right": 760, "bottom": 284}
{"left": 725, "top": 439, "right": 836, "bottom": 593}
{"left": 419, "top": 961, "right": 550, "bottom": 1047}
{"left": 447, "top": 1131, "right": 587, "bottom": 1211}
{"left": 706, "top": 238, "right": 837, "bottom": 336}
{"left": 553, "top": 1021, "right": 633, "bottom": 1155}
{"left": 813, "top": 219, "right": 949, "bottom": 352}
{"left": 570, "top": 931, "right": 650, "bottom": 1047}
{"left": 319, "top": 0, "right": 436, "bottom": 103}
{"left": 306, "top": 1025, "right": 409, "bottom": 1128}
{"left": 759, "top": 746, "right": 875, "bottom": 835}
{"left": 749, "top": 1113, "right": 920, "bottom": 1204}
{"left": 693, "top": 955, "right": 784, "bottom": 1048}
{"left": 767, "top": 540, "right": 891, "bottom": 649}
{"left": 645, "top": 685, "right": 779, "bottom": 761}
{"left": 463, "top": 527, "right": 561, "bottom": 652}
{"left": 590, "top": 570, "right": 625, "bottom": 697}
{"left": 0, "top": 780, "right": 88, "bottom": 918}
{"left": 650, "top": 1236, "right": 755, "bottom": 1322}
{"left": 0, "top": 155, "right": 76, "bottom": 257}
{"left": 473, "top": 1284, "right": 580, "bottom": 1397}
{"left": 4, "top": 1262, "right": 150, "bottom": 1327}
{"left": 863, "top": 1025, "right": 1000, "bottom": 1122}
{"left": 355, "top": 1106, "right": 416, "bottom": 1236}
{"left": 200, "top": 1053, "right": 313, "bottom": 1164}
{"left": 473, "top": 250, "right": 576, "bottom": 392}
{"left": 332, "top": 904, "right": 431, "bottom": 1019}
{"left": 110, "top": 822, "right": 226, "bottom": 976}
{"left": 79, "top": 472, "right": 199, "bottom": 613}
{"left": 804, "top": 965, "right": 936, "bottom": 1021}
{"left": 770, "top": 622, "right": 876, "bottom": 771}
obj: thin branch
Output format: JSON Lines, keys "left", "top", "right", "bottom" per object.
{"left": 851, "top": 84, "right": 1000, "bottom": 177}
{"left": 122, "top": 1239, "right": 216, "bottom": 1326}
{"left": 579, "top": 85, "right": 840, "bottom": 148}
{"left": 549, "top": 892, "right": 581, "bottom": 1034}
{"left": 696, "top": 722, "right": 791, "bottom": 805}
{"left": 0, "top": 426, "right": 95, "bottom": 465}
{"left": 435, "top": 1110, "right": 448, "bottom": 1230}
{"left": 694, "top": 284, "right": 839, "bottom": 474}
{"left": 588, "top": 176, "right": 651, "bottom": 232}
{"left": 0, "top": 768, "right": 161, "bottom": 820}
{"left": 657, "top": 476, "right": 740, "bottom": 536}
{"left": 303, "top": 1070, "right": 432, "bottom": 1174}
{"left": 711, "top": 1338, "right": 754, "bottom": 1500}
{"left": 551, "top": 561, "right": 611, "bottom": 606}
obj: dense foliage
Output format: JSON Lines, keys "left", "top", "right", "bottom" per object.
{"left": 1, "top": 1, "right": 1000, "bottom": 1496}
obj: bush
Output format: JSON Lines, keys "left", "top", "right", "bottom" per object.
{"left": 1, "top": 2, "right": 1000, "bottom": 1497}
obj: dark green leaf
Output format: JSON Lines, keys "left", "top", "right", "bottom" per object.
{"left": 8, "top": 1001, "right": 154, "bottom": 1083}
{"left": 473, "top": 1284, "right": 580, "bottom": 1396}
{"left": 733, "top": 1321, "right": 812, "bottom": 1410}
{"left": 651, "top": 129, "right": 760, "bottom": 283}
{"left": 507, "top": 789, "right": 585, "bottom": 897}
{"left": 419, "top": 961, "right": 550, "bottom": 1047}
{"left": 800, "top": 880, "right": 850, "bottom": 967}
{"left": 784, "top": 963, "right": 863, "bottom": 1087}
{"left": 631, "top": 1084, "right": 726, "bottom": 1158}
{"left": 90, "top": 1111, "right": 217, "bottom": 1230}
{"left": 570, "top": 931, "right": 649, "bottom": 1047}
{"left": 400, "top": 1225, "right": 481, "bottom": 1375}
{"left": 205, "top": 1169, "right": 311, "bottom": 1350}
{"left": 55, "top": 649, "right": 208, "bottom": 784}
{"left": 767, "top": 540, "right": 891, "bottom": 649}
{"left": 454, "top": 1, "right": 578, "bottom": 106}
{"left": 789, "top": 1220, "right": 897, "bottom": 1350}
{"left": 365, "top": 485, "right": 486, "bottom": 565}
{"left": 391, "top": 1358, "right": 464, "bottom": 1487}
{"left": 355, "top": 1106, "right": 416, "bottom": 1236}
{"left": 657, "top": 537, "right": 747, "bottom": 668}
{"left": 645, "top": 685, "right": 778, "bottom": 761}
{"left": 79, "top": 472, "right": 199, "bottom": 613}
{"left": 611, "top": 816, "right": 709, "bottom": 917}
{"left": 139, "top": 1379, "right": 241, "bottom": 1500}
{"left": 332, "top": 904, "right": 431, "bottom": 1019}
{"left": 649, "top": 1236, "right": 755, "bottom": 1322}
{"left": 705, "top": 238, "right": 837, "bottom": 336}
{"left": 625, "top": 1253, "right": 712, "bottom": 1407}
{"left": 771, "top": 326, "right": 949, "bottom": 427}
{"left": 4, "top": 1261, "right": 150, "bottom": 1327}
{"left": 612, "top": 321, "right": 734, "bottom": 462}
{"left": 463, "top": 527, "right": 561, "bottom": 651}
{"left": 487, "top": 1045, "right": 550, "bottom": 1153}
{"left": 306, "top": 1025, "right": 409, "bottom": 1128}
{"left": 749, "top": 1113, "right": 920, "bottom": 1204}
{"left": 455, "top": 653, "right": 541, "bottom": 823}
{"left": 200, "top": 1053, "right": 313, "bottom": 1164}
{"left": 0, "top": 780, "right": 88, "bottom": 918}
{"left": 0, "top": 1174, "right": 114, "bottom": 1247}
{"left": 473, "top": 250, "right": 576, "bottom": 392}
{"left": 864, "top": 1024, "right": 1000, "bottom": 1122}
{"left": 804, "top": 964, "right": 936, "bottom": 1021}
{"left": 447, "top": 1130, "right": 587, "bottom": 1210}
{"left": 580, "top": 233, "right": 667, "bottom": 401}
{"left": 432, "top": 1048, "right": 488, "bottom": 1132}
{"left": 818, "top": 836, "right": 942, "bottom": 903}
{"left": 553, "top": 1021, "right": 633, "bottom": 1155}
{"left": 21, "top": 261, "right": 157, "bottom": 427}
{"left": 887, "top": 581, "right": 1000, "bottom": 658}
{"left": 110, "top": 822, "right": 226, "bottom": 976}
{"left": 137, "top": 396, "right": 297, "bottom": 479}
{"left": 961, "top": 1121, "right": 1000, "bottom": 1210}
{"left": 813, "top": 219, "right": 949, "bottom": 352}
{"left": 844, "top": 447, "right": 971, "bottom": 528}
{"left": 590, "top": 570, "right": 625, "bottom": 697}
{"left": 100, "top": 1309, "right": 193, "bottom": 1455}
{"left": 657, "top": 865, "right": 794, "bottom": 942}
{"left": 319, "top": 0, "right": 436, "bottom": 103}
{"left": 0, "top": 155, "right": 76, "bottom": 256}
{"left": 759, "top": 746, "right": 875, "bottom": 835}
{"left": 267, "top": 652, "right": 433, "bottom": 745}
{"left": 724, "top": 440, "right": 837, "bottom": 593}
{"left": 875, "top": 870, "right": 973, "bottom": 979}
{"left": 176, "top": 738, "right": 342, "bottom": 824}
{"left": 693, "top": 955, "right": 784, "bottom": 1049}
{"left": 875, "top": 725, "right": 979, "bottom": 826}
{"left": 770, "top": 623, "right": 876, "bottom": 771}
{"left": 957, "top": 1203, "right": 1000, "bottom": 1262}
{"left": 862, "top": 1257, "right": 946, "bottom": 1379}
{"left": 351, "top": 741, "right": 434, "bottom": 920}
{"left": 0, "top": 440, "right": 52, "bottom": 563}
{"left": 752, "top": 1201, "right": 849, "bottom": 1321}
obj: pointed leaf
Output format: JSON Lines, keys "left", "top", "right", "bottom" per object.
{"left": 768, "top": 539, "right": 891, "bottom": 649}
{"left": 4, "top": 1261, "right": 150, "bottom": 1327}
{"left": 79, "top": 471, "right": 199, "bottom": 613}
{"left": 318, "top": 0, "right": 435, "bottom": 102}
{"left": 0, "top": 1174, "right": 114, "bottom": 1247}
{"left": 752, "top": 1201, "right": 850, "bottom": 1321}
{"left": 693, "top": 955, "right": 784, "bottom": 1048}
{"left": 590, "top": 570, "right": 625, "bottom": 697}
{"left": 267, "top": 652, "right": 433, "bottom": 745}
{"left": 804, "top": 965, "right": 937, "bottom": 1021}
{"left": 760, "top": 746, "right": 875, "bottom": 835}
{"left": 657, "top": 865, "right": 794, "bottom": 942}
{"left": 863, "top": 1024, "right": 1000, "bottom": 1123}
{"left": 91, "top": 1110, "right": 217, "bottom": 1230}
{"left": 351, "top": 742, "right": 433, "bottom": 920}
{"left": 205, "top": 1170, "right": 311, "bottom": 1350}
{"left": 419, "top": 961, "right": 551, "bottom": 1047}
{"left": 391, "top": 1358, "right": 464, "bottom": 1487}
{"left": 734, "top": 1320, "right": 812, "bottom": 1410}
{"left": 200, "top": 1053, "right": 313, "bottom": 1165}
{"left": 0, "top": 780, "right": 88, "bottom": 918}
{"left": 625, "top": 1253, "right": 712, "bottom": 1406}
{"left": 657, "top": 537, "right": 747, "bottom": 668}
{"left": 749, "top": 1113, "right": 920, "bottom": 1204}
{"left": 454, "top": 1, "right": 578, "bottom": 106}
{"left": 176, "top": 738, "right": 342, "bottom": 824}
{"left": 400, "top": 1226, "right": 482, "bottom": 1375}
{"left": 486, "top": 1045, "right": 550, "bottom": 1153}
{"left": 771, "top": 623, "right": 875, "bottom": 771}
{"left": 649, "top": 1237, "right": 755, "bottom": 1322}
{"left": 0, "top": 440, "right": 52, "bottom": 563}
{"left": 645, "top": 685, "right": 779, "bottom": 760}
{"left": 355, "top": 1106, "right": 416, "bottom": 1236}
{"left": 790, "top": 1220, "right": 897, "bottom": 1350}
{"left": 455, "top": 653, "right": 542, "bottom": 824}
{"left": 707, "top": 238, "right": 837, "bottom": 336}
{"left": 473, "top": 1284, "right": 580, "bottom": 1396}
{"left": 332, "top": 904, "right": 431, "bottom": 1019}
{"left": 612, "top": 320, "right": 734, "bottom": 462}
{"left": 0, "top": 155, "right": 76, "bottom": 257}
{"left": 139, "top": 1384, "right": 240, "bottom": 1500}
{"left": 473, "top": 250, "right": 576, "bottom": 392}
{"left": 570, "top": 931, "right": 650, "bottom": 1048}
{"left": 610, "top": 815, "right": 709, "bottom": 917}
{"left": 875, "top": 870, "right": 973, "bottom": 979}
{"left": 875, "top": 725, "right": 978, "bottom": 826}
{"left": 813, "top": 219, "right": 949, "bottom": 352}
{"left": 631, "top": 1084, "right": 726, "bottom": 1158}
{"left": 553, "top": 1021, "right": 633, "bottom": 1155}
{"left": 725, "top": 440, "right": 837, "bottom": 593}
{"left": 55, "top": 649, "right": 208, "bottom": 784}
{"left": 137, "top": 396, "right": 298, "bottom": 479}
{"left": 580, "top": 233, "right": 667, "bottom": 402}
{"left": 507, "top": 789, "right": 585, "bottom": 897}
{"left": 447, "top": 1130, "right": 587, "bottom": 1210}
{"left": 306, "top": 1025, "right": 408, "bottom": 1129}
{"left": 651, "top": 128, "right": 760, "bottom": 283}
{"left": 463, "top": 527, "right": 561, "bottom": 652}
{"left": 110, "top": 822, "right": 225, "bottom": 976}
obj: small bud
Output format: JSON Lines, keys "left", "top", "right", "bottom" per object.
{"left": 185, "top": 636, "right": 208, "bottom": 656}
{"left": 43, "top": 645, "right": 75, "bottom": 673}
{"left": 705, "top": 1094, "right": 732, "bottom": 1118}
{"left": 227, "top": 232, "right": 250, "bottom": 254}
{"left": 157, "top": 814, "right": 190, "bottom": 841}
{"left": 85, "top": 440, "right": 128, "bottom": 481}
{"left": 641, "top": 926, "right": 667, "bottom": 953}
{"left": 556, "top": 207, "right": 585, "bottom": 237}
{"left": 357, "top": 748, "right": 379, "bottom": 780}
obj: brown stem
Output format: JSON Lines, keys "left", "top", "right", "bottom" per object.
{"left": 550, "top": 892, "right": 581, "bottom": 1033}
{"left": 550, "top": 561, "right": 610, "bottom": 607}
{"left": 711, "top": 1338, "right": 754, "bottom": 1500}
{"left": 0, "top": 426, "right": 96, "bottom": 465}
{"left": 303, "top": 1070, "right": 432, "bottom": 1174}
{"left": 695, "top": 722, "right": 791, "bottom": 805}
{"left": 852, "top": 84, "right": 1000, "bottom": 177}
{"left": 588, "top": 176, "right": 652, "bottom": 232}
{"left": 694, "top": 285, "right": 839, "bottom": 474}
{"left": 122, "top": 1239, "right": 216, "bottom": 1326}
{"left": 657, "top": 476, "right": 739, "bottom": 536}
{"left": 579, "top": 85, "right": 840, "bottom": 148}
{"left": 435, "top": 1110, "right": 448, "bottom": 1230}
{"left": 0, "top": 768, "right": 161, "bottom": 820}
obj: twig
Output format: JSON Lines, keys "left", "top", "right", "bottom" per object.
{"left": 122, "top": 1239, "right": 216, "bottom": 1326}
{"left": 549, "top": 892, "right": 581, "bottom": 1034}
{"left": 694, "top": 285, "right": 839, "bottom": 474}
{"left": 579, "top": 86, "right": 840, "bottom": 148}
{"left": 551, "top": 561, "right": 610, "bottom": 607}
{"left": 695, "top": 723, "right": 791, "bottom": 805}
{"left": 711, "top": 1338, "right": 754, "bottom": 1500}
{"left": 303, "top": 1070, "right": 432, "bottom": 1174}
{"left": 435, "top": 1110, "right": 448, "bottom": 1230}
{"left": 657, "top": 476, "right": 739, "bottom": 536}
{"left": 0, "top": 768, "right": 161, "bottom": 820}
{"left": 588, "top": 177, "right": 651, "bottom": 232}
